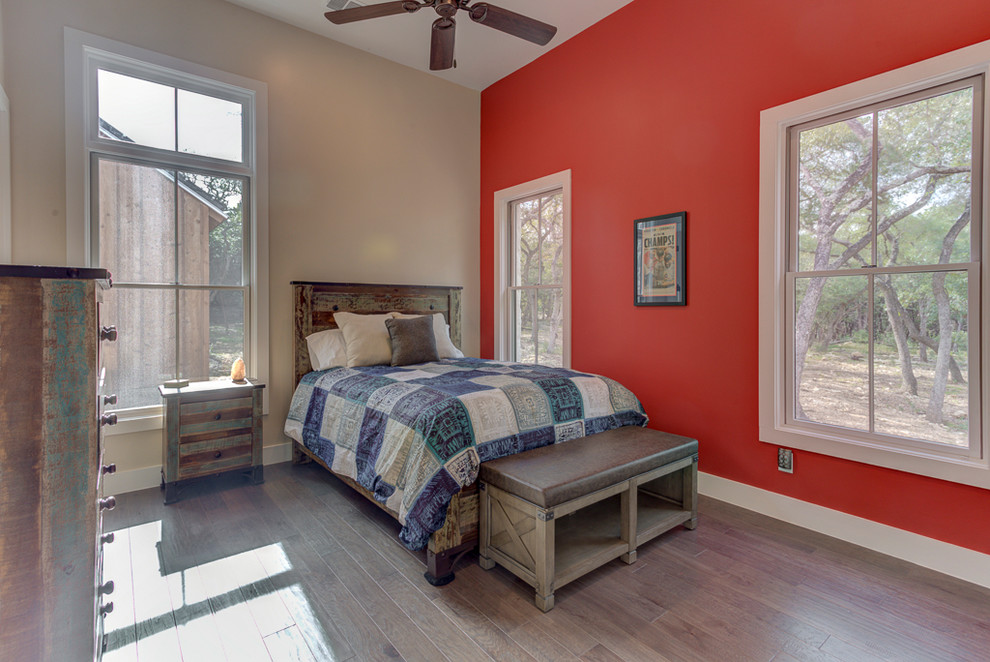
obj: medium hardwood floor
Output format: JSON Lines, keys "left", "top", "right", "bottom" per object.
{"left": 102, "top": 462, "right": 990, "bottom": 662}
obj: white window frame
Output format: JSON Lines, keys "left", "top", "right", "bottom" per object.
{"left": 64, "top": 28, "right": 270, "bottom": 429}
{"left": 494, "top": 170, "right": 571, "bottom": 367}
{"left": 759, "top": 39, "right": 990, "bottom": 488}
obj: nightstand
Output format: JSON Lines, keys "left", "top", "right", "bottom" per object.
{"left": 159, "top": 379, "right": 264, "bottom": 504}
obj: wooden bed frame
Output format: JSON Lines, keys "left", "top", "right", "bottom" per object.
{"left": 290, "top": 281, "right": 477, "bottom": 585}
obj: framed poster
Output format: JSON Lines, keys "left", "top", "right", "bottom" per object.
{"left": 634, "top": 211, "right": 685, "bottom": 306}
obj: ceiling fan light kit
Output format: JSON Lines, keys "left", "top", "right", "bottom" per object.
{"left": 325, "top": 0, "right": 557, "bottom": 71}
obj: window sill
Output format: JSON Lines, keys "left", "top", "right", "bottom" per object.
{"left": 104, "top": 406, "right": 162, "bottom": 436}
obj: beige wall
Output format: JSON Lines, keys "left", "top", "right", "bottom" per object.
{"left": 0, "top": 1, "right": 5, "bottom": 88}
{"left": 2, "top": 0, "right": 480, "bottom": 474}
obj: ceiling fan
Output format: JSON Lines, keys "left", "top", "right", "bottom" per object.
{"left": 324, "top": 0, "right": 558, "bottom": 71}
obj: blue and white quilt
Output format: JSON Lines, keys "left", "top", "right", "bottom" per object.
{"left": 284, "top": 358, "right": 647, "bottom": 550}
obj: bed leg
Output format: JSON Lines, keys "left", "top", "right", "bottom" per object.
{"left": 292, "top": 442, "right": 311, "bottom": 465}
{"left": 425, "top": 549, "right": 456, "bottom": 586}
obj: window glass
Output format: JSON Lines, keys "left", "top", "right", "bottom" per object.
{"left": 793, "top": 274, "right": 870, "bottom": 430}
{"left": 176, "top": 173, "right": 244, "bottom": 286}
{"left": 797, "top": 114, "right": 873, "bottom": 273}
{"left": 98, "top": 69, "right": 175, "bottom": 151}
{"left": 877, "top": 89, "right": 973, "bottom": 267}
{"left": 102, "top": 287, "right": 177, "bottom": 408}
{"left": 177, "top": 90, "right": 243, "bottom": 162}
{"left": 97, "top": 160, "right": 176, "bottom": 283}
{"left": 872, "top": 271, "right": 969, "bottom": 446}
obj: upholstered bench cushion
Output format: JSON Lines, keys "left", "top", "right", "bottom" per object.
{"left": 479, "top": 426, "right": 698, "bottom": 508}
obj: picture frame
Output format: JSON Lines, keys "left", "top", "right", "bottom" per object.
{"left": 634, "top": 211, "right": 686, "bottom": 306}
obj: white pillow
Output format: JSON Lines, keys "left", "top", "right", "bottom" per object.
{"left": 392, "top": 312, "right": 464, "bottom": 359}
{"left": 333, "top": 312, "right": 395, "bottom": 367}
{"left": 306, "top": 328, "right": 347, "bottom": 371}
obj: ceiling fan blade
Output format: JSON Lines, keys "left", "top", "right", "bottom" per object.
{"left": 324, "top": 1, "right": 422, "bottom": 25}
{"left": 467, "top": 3, "right": 557, "bottom": 46}
{"left": 430, "top": 17, "right": 456, "bottom": 70}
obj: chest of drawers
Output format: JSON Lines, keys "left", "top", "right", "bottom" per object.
{"left": 0, "top": 265, "right": 116, "bottom": 661}
{"left": 159, "top": 379, "right": 264, "bottom": 504}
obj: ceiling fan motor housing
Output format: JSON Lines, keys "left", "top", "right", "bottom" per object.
{"left": 435, "top": 0, "right": 458, "bottom": 18}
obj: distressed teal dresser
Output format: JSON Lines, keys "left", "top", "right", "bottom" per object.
{"left": 0, "top": 265, "right": 117, "bottom": 661}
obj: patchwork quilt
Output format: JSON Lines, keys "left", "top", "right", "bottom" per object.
{"left": 284, "top": 358, "right": 648, "bottom": 549}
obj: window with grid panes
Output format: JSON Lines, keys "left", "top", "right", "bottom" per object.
{"left": 759, "top": 46, "right": 988, "bottom": 485}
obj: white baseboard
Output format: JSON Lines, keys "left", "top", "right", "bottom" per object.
{"left": 105, "top": 442, "right": 294, "bottom": 495}
{"left": 700, "top": 472, "right": 990, "bottom": 590}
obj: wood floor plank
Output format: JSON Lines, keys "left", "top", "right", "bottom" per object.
{"left": 126, "top": 520, "right": 183, "bottom": 662}
{"left": 264, "top": 625, "right": 318, "bottom": 662}
{"left": 376, "top": 570, "right": 496, "bottom": 662}
{"left": 264, "top": 533, "right": 397, "bottom": 662}
{"left": 196, "top": 552, "right": 272, "bottom": 661}
{"left": 430, "top": 586, "right": 542, "bottom": 662}
{"left": 539, "top": 584, "right": 680, "bottom": 662}
{"left": 100, "top": 525, "right": 138, "bottom": 662}
{"left": 163, "top": 562, "right": 228, "bottom": 662}
{"left": 579, "top": 644, "right": 626, "bottom": 662}
{"left": 817, "top": 635, "right": 888, "bottom": 662}
{"left": 507, "top": 619, "right": 583, "bottom": 662}
{"left": 643, "top": 546, "right": 831, "bottom": 649}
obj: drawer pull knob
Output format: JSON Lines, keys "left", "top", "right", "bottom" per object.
{"left": 100, "top": 580, "right": 115, "bottom": 596}
{"left": 101, "top": 413, "right": 117, "bottom": 427}
{"left": 214, "top": 451, "right": 222, "bottom": 459}
{"left": 214, "top": 413, "right": 222, "bottom": 421}
{"left": 101, "top": 532, "right": 115, "bottom": 544}
{"left": 102, "top": 463, "right": 117, "bottom": 475}
{"left": 100, "top": 602, "right": 114, "bottom": 617}
{"left": 104, "top": 394, "right": 118, "bottom": 406}
{"left": 99, "top": 496, "right": 116, "bottom": 511}
{"left": 100, "top": 326, "right": 118, "bottom": 342}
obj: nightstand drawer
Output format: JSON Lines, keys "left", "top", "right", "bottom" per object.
{"left": 178, "top": 434, "right": 253, "bottom": 479}
{"left": 179, "top": 396, "right": 253, "bottom": 435}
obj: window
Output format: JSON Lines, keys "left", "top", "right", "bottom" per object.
{"left": 65, "top": 29, "right": 269, "bottom": 423}
{"left": 494, "top": 171, "right": 571, "bottom": 367}
{"left": 759, "top": 42, "right": 989, "bottom": 486}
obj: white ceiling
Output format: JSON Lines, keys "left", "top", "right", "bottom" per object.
{"left": 223, "top": 0, "right": 635, "bottom": 90}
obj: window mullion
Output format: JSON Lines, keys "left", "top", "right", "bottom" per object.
{"left": 173, "top": 168, "right": 181, "bottom": 380}
{"left": 868, "top": 110, "right": 879, "bottom": 434}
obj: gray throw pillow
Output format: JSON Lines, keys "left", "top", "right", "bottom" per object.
{"left": 385, "top": 315, "right": 440, "bottom": 366}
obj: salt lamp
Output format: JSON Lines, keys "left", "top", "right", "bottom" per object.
{"left": 230, "top": 358, "right": 246, "bottom": 383}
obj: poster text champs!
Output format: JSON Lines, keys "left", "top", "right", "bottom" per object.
{"left": 641, "top": 222, "right": 677, "bottom": 298}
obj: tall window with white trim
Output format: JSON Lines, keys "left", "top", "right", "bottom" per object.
{"left": 494, "top": 171, "right": 571, "bottom": 368}
{"left": 759, "top": 43, "right": 988, "bottom": 485}
{"left": 68, "top": 31, "right": 268, "bottom": 417}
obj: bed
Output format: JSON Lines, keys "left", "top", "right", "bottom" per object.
{"left": 286, "top": 281, "right": 648, "bottom": 584}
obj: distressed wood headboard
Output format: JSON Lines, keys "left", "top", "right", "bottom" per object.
{"left": 292, "top": 281, "right": 462, "bottom": 387}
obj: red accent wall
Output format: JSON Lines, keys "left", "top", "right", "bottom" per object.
{"left": 480, "top": 0, "right": 990, "bottom": 554}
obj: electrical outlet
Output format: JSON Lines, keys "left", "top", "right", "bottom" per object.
{"left": 778, "top": 448, "right": 794, "bottom": 473}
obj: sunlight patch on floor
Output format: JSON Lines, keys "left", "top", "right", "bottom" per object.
{"left": 101, "top": 520, "right": 335, "bottom": 661}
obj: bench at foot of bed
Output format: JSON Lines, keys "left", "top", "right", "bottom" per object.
{"left": 477, "top": 426, "right": 698, "bottom": 612}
